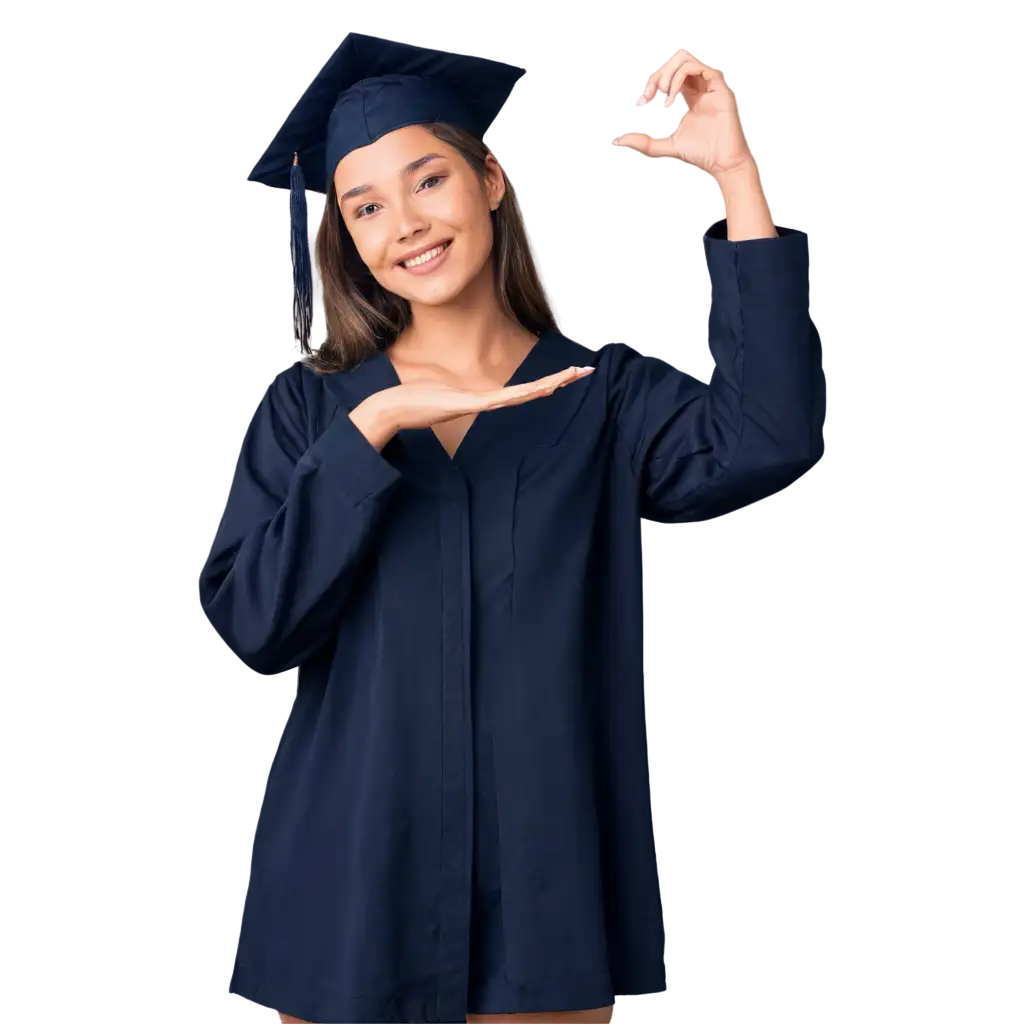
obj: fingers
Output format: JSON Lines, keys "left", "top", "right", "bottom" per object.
{"left": 655, "top": 59, "right": 705, "bottom": 108}
{"left": 636, "top": 49, "right": 721, "bottom": 107}
{"left": 487, "top": 365, "right": 594, "bottom": 408}
{"left": 534, "top": 365, "right": 596, "bottom": 391}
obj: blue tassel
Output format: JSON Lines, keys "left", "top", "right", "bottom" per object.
{"left": 289, "top": 152, "right": 313, "bottom": 348}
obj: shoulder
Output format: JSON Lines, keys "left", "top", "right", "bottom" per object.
{"left": 268, "top": 356, "right": 351, "bottom": 408}
{"left": 251, "top": 359, "right": 323, "bottom": 450}
{"left": 593, "top": 335, "right": 712, "bottom": 380}
{"left": 551, "top": 333, "right": 653, "bottom": 385}
{"left": 589, "top": 340, "right": 709, "bottom": 467}
{"left": 260, "top": 359, "right": 312, "bottom": 415}
{"left": 269, "top": 356, "right": 377, "bottom": 446}
{"left": 588, "top": 339, "right": 673, "bottom": 377}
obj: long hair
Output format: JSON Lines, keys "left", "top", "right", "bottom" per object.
{"left": 301, "top": 122, "right": 559, "bottom": 375}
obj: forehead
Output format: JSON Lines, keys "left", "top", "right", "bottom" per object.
{"left": 334, "top": 124, "right": 451, "bottom": 189}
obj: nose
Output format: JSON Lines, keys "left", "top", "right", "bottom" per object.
{"left": 393, "top": 192, "right": 430, "bottom": 244}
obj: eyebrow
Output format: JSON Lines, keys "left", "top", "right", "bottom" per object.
{"left": 338, "top": 153, "right": 447, "bottom": 205}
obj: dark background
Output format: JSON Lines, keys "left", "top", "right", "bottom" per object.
{"left": 2, "top": 9, "right": 1024, "bottom": 1024}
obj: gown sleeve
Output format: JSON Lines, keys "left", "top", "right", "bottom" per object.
{"left": 609, "top": 218, "right": 826, "bottom": 523}
{"left": 198, "top": 362, "right": 402, "bottom": 675}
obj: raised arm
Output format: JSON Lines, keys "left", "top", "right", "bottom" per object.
{"left": 610, "top": 47, "right": 826, "bottom": 523}
{"left": 610, "top": 217, "right": 825, "bottom": 523}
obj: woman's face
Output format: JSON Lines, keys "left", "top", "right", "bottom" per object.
{"left": 334, "top": 125, "right": 504, "bottom": 307}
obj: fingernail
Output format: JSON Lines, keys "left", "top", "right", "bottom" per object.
{"left": 636, "top": 95, "right": 646, "bottom": 105}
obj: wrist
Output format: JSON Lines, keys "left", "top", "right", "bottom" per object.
{"left": 713, "top": 158, "right": 761, "bottom": 193}
{"left": 711, "top": 157, "right": 777, "bottom": 240}
{"left": 349, "top": 394, "right": 400, "bottom": 450}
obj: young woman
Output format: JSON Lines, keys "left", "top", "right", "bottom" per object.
{"left": 199, "top": 36, "right": 826, "bottom": 1024}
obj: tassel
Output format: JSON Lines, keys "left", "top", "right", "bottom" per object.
{"left": 289, "top": 152, "right": 313, "bottom": 348}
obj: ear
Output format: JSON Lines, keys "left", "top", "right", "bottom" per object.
{"left": 482, "top": 153, "right": 506, "bottom": 211}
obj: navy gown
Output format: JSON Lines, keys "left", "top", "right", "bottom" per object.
{"left": 198, "top": 218, "right": 826, "bottom": 1023}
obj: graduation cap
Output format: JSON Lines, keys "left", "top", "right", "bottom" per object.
{"left": 247, "top": 32, "right": 527, "bottom": 349}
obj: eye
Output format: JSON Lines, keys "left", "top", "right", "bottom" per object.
{"left": 418, "top": 174, "right": 445, "bottom": 191}
{"left": 356, "top": 175, "right": 444, "bottom": 219}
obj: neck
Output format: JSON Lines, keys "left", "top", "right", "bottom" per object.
{"left": 394, "top": 266, "right": 534, "bottom": 376}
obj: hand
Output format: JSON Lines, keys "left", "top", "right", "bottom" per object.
{"left": 612, "top": 49, "right": 754, "bottom": 178}
{"left": 353, "top": 366, "right": 595, "bottom": 442}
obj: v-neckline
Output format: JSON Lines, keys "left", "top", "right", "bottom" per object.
{"left": 381, "top": 329, "right": 550, "bottom": 464}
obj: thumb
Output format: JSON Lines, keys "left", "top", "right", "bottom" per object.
{"left": 612, "top": 132, "right": 677, "bottom": 158}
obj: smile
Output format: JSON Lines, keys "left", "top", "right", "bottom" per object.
{"left": 399, "top": 239, "right": 452, "bottom": 273}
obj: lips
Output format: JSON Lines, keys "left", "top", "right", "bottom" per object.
{"left": 397, "top": 239, "right": 452, "bottom": 268}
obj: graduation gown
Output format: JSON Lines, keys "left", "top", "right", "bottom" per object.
{"left": 198, "top": 219, "right": 826, "bottom": 1023}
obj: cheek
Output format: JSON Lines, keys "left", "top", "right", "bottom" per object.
{"left": 430, "top": 189, "right": 488, "bottom": 241}
{"left": 345, "top": 222, "right": 393, "bottom": 272}
{"left": 461, "top": 217, "right": 495, "bottom": 269}
{"left": 442, "top": 200, "right": 491, "bottom": 253}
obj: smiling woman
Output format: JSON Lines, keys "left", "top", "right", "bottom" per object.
{"left": 205, "top": 29, "right": 824, "bottom": 1024}
{"left": 309, "top": 119, "right": 557, "bottom": 375}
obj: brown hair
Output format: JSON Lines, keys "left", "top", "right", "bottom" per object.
{"left": 299, "top": 122, "right": 559, "bottom": 375}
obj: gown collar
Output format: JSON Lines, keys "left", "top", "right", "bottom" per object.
{"left": 323, "top": 327, "right": 594, "bottom": 473}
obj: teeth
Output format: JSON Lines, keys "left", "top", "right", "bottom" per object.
{"left": 402, "top": 242, "right": 448, "bottom": 267}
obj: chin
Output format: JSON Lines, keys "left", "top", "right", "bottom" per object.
{"left": 403, "top": 283, "right": 469, "bottom": 307}
{"left": 383, "top": 245, "right": 489, "bottom": 305}
{"left": 378, "top": 277, "right": 447, "bottom": 304}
